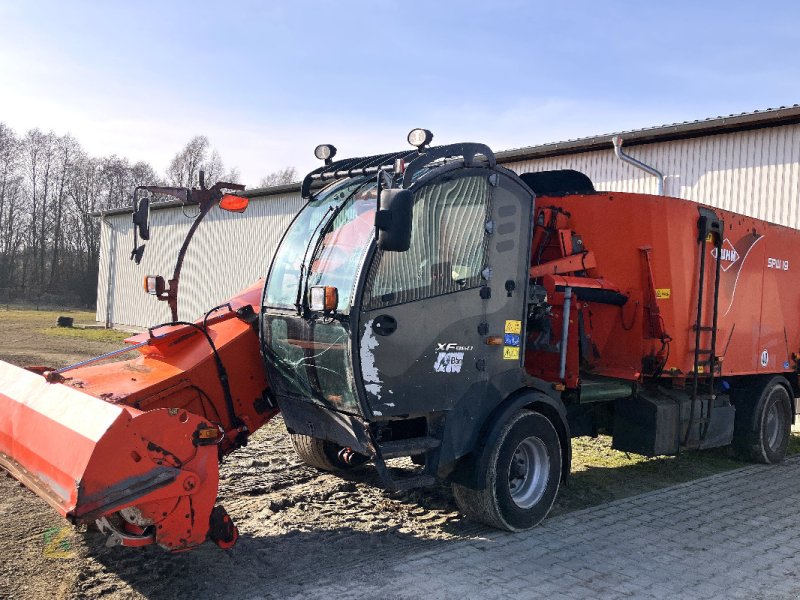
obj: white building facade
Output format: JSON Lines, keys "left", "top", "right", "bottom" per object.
{"left": 97, "top": 106, "right": 800, "bottom": 328}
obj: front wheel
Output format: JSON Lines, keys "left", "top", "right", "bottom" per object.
{"left": 452, "top": 410, "right": 562, "bottom": 531}
{"left": 290, "top": 434, "right": 368, "bottom": 472}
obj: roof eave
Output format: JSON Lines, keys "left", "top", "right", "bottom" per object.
{"left": 496, "top": 105, "right": 800, "bottom": 163}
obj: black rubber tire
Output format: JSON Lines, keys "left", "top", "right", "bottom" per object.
{"left": 732, "top": 378, "right": 792, "bottom": 464}
{"left": 451, "top": 410, "right": 562, "bottom": 531}
{"left": 290, "top": 434, "right": 368, "bottom": 471}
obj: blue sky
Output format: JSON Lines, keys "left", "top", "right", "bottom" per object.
{"left": 1, "top": 1, "right": 798, "bottom": 186}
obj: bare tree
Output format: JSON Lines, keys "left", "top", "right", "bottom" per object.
{"left": 258, "top": 166, "right": 297, "bottom": 188}
{"left": 167, "top": 136, "right": 240, "bottom": 187}
{"left": 0, "top": 124, "right": 245, "bottom": 306}
{"left": 0, "top": 124, "right": 21, "bottom": 290}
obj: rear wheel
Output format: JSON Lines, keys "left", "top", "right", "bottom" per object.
{"left": 452, "top": 410, "right": 562, "bottom": 531}
{"left": 733, "top": 378, "right": 792, "bottom": 464}
{"left": 290, "top": 434, "right": 368, "bottom": 471}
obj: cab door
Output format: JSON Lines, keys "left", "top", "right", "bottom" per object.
{"left": 355, "top": 168, "right": 534, "bottom": 420}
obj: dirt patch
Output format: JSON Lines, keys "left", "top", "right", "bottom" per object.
{"left": 0, "top": 309, "right": 480, "bottom": 599}
{"left": 0, "top": 308, "right": 130, "bottom": 368}
{"left": 0, "top": 417, "right": 481, "bottom": 600}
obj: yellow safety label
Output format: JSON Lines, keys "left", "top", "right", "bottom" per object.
{"left": 504, "top": 319, "right": 522, "bottom": 334}
{"left": 656, "top": 288, "right": 671, "bottom": 299}
{"left": 503, "top": 346, "right": 520, "bottom": 360}
{"left": 706, "top": 233, "right": 713, "bottom": 243}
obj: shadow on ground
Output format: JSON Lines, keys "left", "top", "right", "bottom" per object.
{"left": 77, "top": 525, "right": 446, "bottom": 600}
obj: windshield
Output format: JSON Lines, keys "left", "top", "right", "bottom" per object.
{"left": 262, "top": 177, "right": 376, "bottom": 413}
{"left": 264, "top": 178, "right": 367, "bottom": 309}
{"left": 304, "top": 181, "right": 377, "bottom": 310}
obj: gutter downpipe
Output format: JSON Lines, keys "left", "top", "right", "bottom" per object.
{"left": 611, "top": 135, "right": 665, "bottom": 195}
{"left": 100, "top": 211, "right": 115, "bottom": 329}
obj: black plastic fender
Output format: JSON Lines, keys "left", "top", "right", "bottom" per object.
{"left": 447, "top": 388, "right": 571, "bottom": 490}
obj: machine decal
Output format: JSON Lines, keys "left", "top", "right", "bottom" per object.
{"left": 434, "top": 352, "right": 464, "bottom": 373}
{"left": 360, "top": 320, "right": 384, "bottom": 399}
{"left": 503, "top": 347, "right": 520, "bottom": 360}
{"left": 504, "top": 333, "right": 521, "bottom": 346}
{"left": 761, "top": 350, "right": 769, "bottom": 367}
{"left": 655, "top": 288, "right": 671, "bottom": 299}
{"left": 720, "top": 233, "right": 764, "bottom": 317}
{"left": 767, "top": 257, "right": 789, "bottom": 271}
{"left": 710, "top": 238, "right": 740, "bottom": 272}
{"left": 504, "top": 319, "right": 522, "bottom": 334}
{"left": 435, "top": 343, "right": 474, "bottom": 352}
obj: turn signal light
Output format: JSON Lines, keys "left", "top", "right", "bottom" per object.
{"left": 309, "top": 286, "right": 339, "bottom": 312}
{"left": 219, "top": 194, "right": 249, "bottom": 213}
{"left": 143, "top": 275, "right": 165, "bottom": 296}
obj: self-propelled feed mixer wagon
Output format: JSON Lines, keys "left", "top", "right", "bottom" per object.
{"left": 1, "top": 129, "right": 798, "bottom": 551}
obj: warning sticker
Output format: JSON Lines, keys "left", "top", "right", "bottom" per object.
{"left": 503, "top": 347, "right": 520, "bottom": 360}
{"left": 504, "top": 333, "right": 521, "bottom": 347}
{"left": 504, "top": 320, "right": 522, "bottom": 334}
{"left": 656, "top": 288, "right": 671, "bottom": 299}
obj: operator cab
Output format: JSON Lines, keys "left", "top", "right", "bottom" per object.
{"left": 261, "top": 130, "right": 549, "bottom": 485}
{"left": 262, "top": 130, "right": 548, "bottom": 472}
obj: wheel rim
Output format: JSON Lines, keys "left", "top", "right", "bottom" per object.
{"left": 507, "top": 436, "right": 550, "bottom": 509}
{"left": 765, "top": 395, "right": 784, "bottom": 451}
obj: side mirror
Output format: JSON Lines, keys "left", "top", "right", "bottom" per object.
{"left": 133, "top": 196, "right": 151, "bottom": 240}
{"left": 375, "top": 188, "right": 413, "bottom": 252}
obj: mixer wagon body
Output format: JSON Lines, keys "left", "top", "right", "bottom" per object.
{"left": 527, "top": 191, "right": 800, "bottom": 386}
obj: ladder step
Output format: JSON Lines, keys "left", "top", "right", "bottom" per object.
{"left": 371, "top": 456, "right": 436, "bottom": 492}
{"left": 696, "top": 349, "right": 713, "bottom": 354}
{"left": 693, "top": 325, "right": 715, "bottom": 332}
{"left": 379, "top": 437, "right": 441, "bottom": 459}
{"left": 389, "top": 474, "right": 436, "bottom": 492}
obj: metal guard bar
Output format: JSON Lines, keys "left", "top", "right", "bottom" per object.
{"left": 401, "top": 143, "right": 496, "bottom": 188}
{"left": 301, "top": 150, "right": 417, "bottom": 199}
{"left": 300, "top": 143, "right": 497, "bottom": 199}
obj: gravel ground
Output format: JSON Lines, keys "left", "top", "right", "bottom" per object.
{"left": 0, "top": 417, "right": 489, "bottom": 600}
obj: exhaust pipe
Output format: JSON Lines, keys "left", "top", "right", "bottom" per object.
{"left": 611, "top": 135, "right": 665, "bottom": 196}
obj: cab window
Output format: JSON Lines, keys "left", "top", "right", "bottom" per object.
{"left": 364, "top": 174, "right": 489, "bottom": 309}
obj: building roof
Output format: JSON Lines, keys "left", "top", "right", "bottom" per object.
{"left": 496, "top": 104, "right": 800, "bottom": 163}
{"left": 95, "top": 104, "right": 800, "bottom": 217}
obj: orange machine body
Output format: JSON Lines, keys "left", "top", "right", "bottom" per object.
{"left": 526, "top": 191, "right": 800, "bottom": 388}
{"left": 0, "top": 281, "right": 276, "bottom": 551}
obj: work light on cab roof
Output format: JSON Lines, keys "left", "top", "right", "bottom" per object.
{"left": 407, "top": 127, "right": 433, "bottom": 150}
{"left": 314, "top": 144, "right": 337, "bottom": 165}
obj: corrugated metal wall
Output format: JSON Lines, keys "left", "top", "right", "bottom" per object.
{"left": 97, "top": 191, "right": 304, "bottom": 327}
{"left": 504, "top": 124, "right": 800, "bottom": 228}
{"left": 97, "top": 123, "right": 800, "bottom": 327}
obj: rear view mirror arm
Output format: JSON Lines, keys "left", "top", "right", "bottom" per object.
{"left": 131, "top": 178, "right": 248, "bottom": 321}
